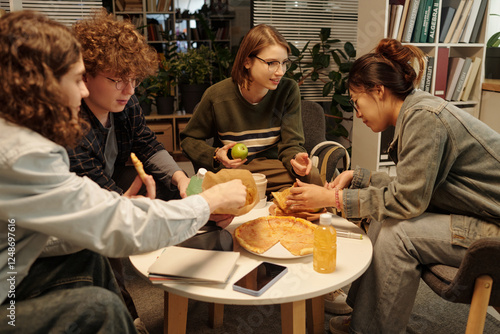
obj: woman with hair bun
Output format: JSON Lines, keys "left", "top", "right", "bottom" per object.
{"left": 288, "top": 39, "right": 500, "bottom": 333}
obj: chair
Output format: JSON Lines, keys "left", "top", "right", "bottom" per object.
{"left": 421, "top": 237, "right": 500, "bottom": 333}
{"left": 301, "top": 100, "right": 350, "bottom": 183}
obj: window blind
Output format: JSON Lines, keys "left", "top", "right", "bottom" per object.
{"left": 252, "top": 0, "right": 358, "bottom": 101}
{"left": 16, "top": 1, "right": 103, "bottom": 26}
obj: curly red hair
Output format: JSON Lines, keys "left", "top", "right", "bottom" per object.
{"left": 73, "top": 8, "right": 158, "bottom": 80}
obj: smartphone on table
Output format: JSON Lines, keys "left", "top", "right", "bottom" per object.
{"left": 232, "top": 262, "right": 288, "bottom": 297}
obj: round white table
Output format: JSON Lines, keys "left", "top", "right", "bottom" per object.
{"left": 130, "top": 203, "right": 372, "bottom": 334}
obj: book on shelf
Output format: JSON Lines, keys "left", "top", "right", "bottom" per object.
{"left": 445, "top": 57, "right": 465, "bottom": 101}
{"left": 443, "top": 0, "right": 466, "bottom": 44}
{"left": 402, "top": 0, "right": 422, "bottom": 43}
{"left": 419, "top": 0, "right": 435, "bottom": 43}
{"left": 427, "top": 0, "right": 440, "bottom": 42}
{"left": 460, "top": 57, "right": 481, "bottom": 101}
{"left": 389, "top": 0, "right": 405, "bottom": 39}
{"left": 450, "top": 0, "right": 474, "bottom": 43}
{"left": 439, "top": 6, "right": 457, "bottom": 43}
{"left": 147, "top": 246, "right": 240, "bottom": 284}
{"left": 434, "top": 47, "right": 450, "bottom": 99}
{"left": 115, "top": 0, "right": 125, "bottom": 11}
{"left": 424, "top": 56, "right": 434, "bottom": 92}
{"left": 460, "top": 0, "right": 484, "bottom": 43}
{"left": 411, "top": 0, "right": 427, "bottom": 43}
{"left": 451, "top": 57, "right": 472, "bottom": 101}
{"left": 146, "top": 0, "right": 156, "bottom": 12}
{"left": 419, "top": 56, "right": 429, "bottom": 90}
{"left": 123, "top": 0, "right": 143, "bottom": 11}
{"left": 469, "top": 0, "right": 488, "bottom": 43}
{"left": 397, "top": 0, "right": 411, "bottom": 41}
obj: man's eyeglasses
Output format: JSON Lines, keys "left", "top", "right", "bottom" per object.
{"left": 348, "top": 98, "right": 359, "bottom": 113}
{"left": 253, "top": 55, "right": 292, "bottom": 73}
{"left": 102, "top": 75, "right": 141, "bottom": 90}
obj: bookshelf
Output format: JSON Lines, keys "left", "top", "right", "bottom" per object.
{"left": 112, "top": 0, "right": 234, "bottom": 154}
{"left": 352, "top": 0, "right": 490, "bottom": 174}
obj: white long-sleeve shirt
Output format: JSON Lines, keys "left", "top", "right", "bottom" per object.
{"left": 0, "top": 118, "right": 210, "bottom": 304}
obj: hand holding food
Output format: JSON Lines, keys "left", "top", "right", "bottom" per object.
{"left": 270, "top": 182, "right": 325, "bottom": 219}
{"left": 200, "top": 179, "right": 247, "bottom": 214}
{"left": 214, "top": 143, "right": 247, "bottom": 169}
{"left": 286, "top": 180, "right": 334, "bottom": 211}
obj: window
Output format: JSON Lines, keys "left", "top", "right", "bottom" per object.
{"left": 8, "top": 0, "right": 103, "bottom": 26}
{"left": 252, "top": 0, "right": 358, "bottom": 101}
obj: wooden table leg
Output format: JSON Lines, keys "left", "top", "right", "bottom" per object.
{"left": 164, "top": 291, "right": 188, "bottom": 334}
{"left": 281, "top": 300, "right": 306, "bottom": 334}
{"left": 208, "top": 303, "right": 224, "bottom": 328}
{"left": 306, "top": 296, "right": 325, "bottom": 334}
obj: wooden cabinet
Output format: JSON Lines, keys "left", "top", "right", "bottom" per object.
{"left": 146, "top": 114, "right": 192, "bottom": 154}
{"left": 352, "top": 0, "right": 490, "bottom": 174}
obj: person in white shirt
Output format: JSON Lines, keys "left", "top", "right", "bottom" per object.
{"left": 0, "top": 10, "right": 246, "bottom": 333}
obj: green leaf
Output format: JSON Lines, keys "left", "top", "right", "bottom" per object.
{"left": 331, "top": 52, "right": 341, "bottom": 66}
{"left": 323, "top": 81, "right": 334, "bottom": 96}
{"left": 334, "top": 94, "right": 350, "bottom": 107}
{"left": 329, "top": 71, "right": 342, "bottom": 82}
{"left": 335, "top": 48, "right": 348, "bottom": 60}
{"left": 487, "top": 31, "right": 500, "bottom": 48}
{"left": 339, "top": 62, "right": 352, "bottom": 73}
{"left": 344, "top": 42, "right": 356, "bottom": 58}
{"left": 311, "top": 71, "right": 319, "bottom": 81}
{"left": 312, "top": 43, "right": 321, "bottom": 56}
{"left": 289, "top": 42, "right": 300, "bottom": 57}
{"left": 320, "top": 28, "right": 331, "bottom": 42}
{"left": 327, "top": 39, "right": 341, "bottom": 44}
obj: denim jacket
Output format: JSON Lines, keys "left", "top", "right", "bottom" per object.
{"left": 343, "top": 90, "right": 500, "bottom": 247}
{"left": 0, "top": 118, "right": 211, "bottom": 304}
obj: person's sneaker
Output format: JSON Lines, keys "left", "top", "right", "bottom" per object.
{"left": 134, "top": 318, "right": 149, "bottom": 334}
{"left": 324, "top": 289, "right": 353, "bottom": 314}
{"left": 329, "top": 315, "right": 351, "bottom": 334}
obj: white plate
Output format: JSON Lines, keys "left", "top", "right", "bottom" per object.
{"left": 244, "top": 242, "right": 312, "bottom": 259}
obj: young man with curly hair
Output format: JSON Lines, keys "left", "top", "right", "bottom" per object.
{"left": 66, "top": 9, "right": 192, "bottom": 327}
{"left": 67, "top": 9, "right": 190, "bottom": 200}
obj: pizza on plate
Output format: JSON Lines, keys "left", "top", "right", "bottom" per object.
{"left": 234, "top": 216, "right": 317, "bottom": 256}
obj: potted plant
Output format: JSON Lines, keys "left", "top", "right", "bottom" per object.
{"left": 135, "top": 76, "right": 157, "bottom": 116}
{"left": 154, "top": 37, "right": 178, "bottom": 115}
{"left": 485, "top": 15, "right": 500, "bottom": 80}
{"left": 286, "top": 28, "right": 356, "bottom": 145}
{"left": 173, "top": 45, "right": 215, "bottom": 114}
{"left": 155, "top": 56, "right": 178, "bottom": 115}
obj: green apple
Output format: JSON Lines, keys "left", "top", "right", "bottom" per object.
{"left": 231, "top": 143, "right": 248, "bottom": 160}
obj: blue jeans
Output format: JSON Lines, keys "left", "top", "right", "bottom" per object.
{"left": 0, "top": 250, "right": 136, "bottom": 333}
{"left": 347, "top": 213, "right": 468, "bottom": 334}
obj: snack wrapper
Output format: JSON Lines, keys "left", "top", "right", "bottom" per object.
{"left": 202, "top": 169, "right": 258, "bottom": 215}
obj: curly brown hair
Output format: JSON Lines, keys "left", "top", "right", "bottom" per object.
{"left": 0, "top": 10, "right": 84, "bottom": 147}
{"left": 73, "top": 8, "right": 158, "bottom": 80}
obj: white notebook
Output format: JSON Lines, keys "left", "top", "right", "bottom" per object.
{"left": 148, "top": 246, "right": 240, "bottom": 283}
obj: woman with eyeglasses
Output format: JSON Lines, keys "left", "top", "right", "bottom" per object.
{"left": 67, "top": 9, "right": 191, "bottom": 200}
{"left": 180, "top": 24, "right": 323, "bottom": 194}
{"left": 287, "top": 38, "right": 500, "bottom": 333}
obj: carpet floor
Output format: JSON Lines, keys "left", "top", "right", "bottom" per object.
{"left": 123, "top": 258, "right": 500, "bottom": 334}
